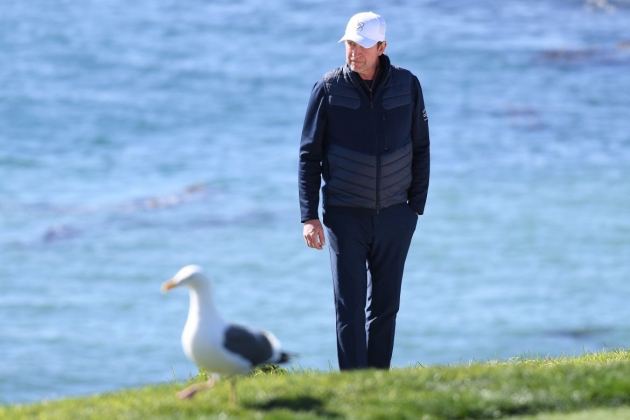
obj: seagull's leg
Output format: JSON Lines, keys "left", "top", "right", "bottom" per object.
{"left": 229, "top": 377, "right": 237, "bottom": 406}
{"left": 176, "top": 376, "right": 216, "bottom": 399}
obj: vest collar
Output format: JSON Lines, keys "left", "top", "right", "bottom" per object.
{"left": 343, "top": 54, "right": 392, "bottom": 95}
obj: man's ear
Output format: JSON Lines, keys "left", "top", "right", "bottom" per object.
{"left": 378, "top": 41, "right": 387, "bottom": 55}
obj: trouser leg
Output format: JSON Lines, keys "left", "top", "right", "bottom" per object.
{"left": 323, "top": 208, "right": 371, "bottom": 370}
{"left": 366, "top": 203, "right": 417, "bottom": 369}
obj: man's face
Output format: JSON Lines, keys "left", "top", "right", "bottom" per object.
{"left": 345, "top": 40, "right": 386, "bottom": 80}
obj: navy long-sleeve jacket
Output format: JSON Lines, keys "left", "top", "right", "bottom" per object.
{"left": 299, "top": 54, "right": 430, "bottom": 222}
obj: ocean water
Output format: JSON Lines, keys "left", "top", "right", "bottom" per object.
{"left": 1, "top": 0, "right": 629, "bottom": 404}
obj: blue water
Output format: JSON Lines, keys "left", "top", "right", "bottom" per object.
{"left": 1, "top": 0, "right": 630, "bottom": 405}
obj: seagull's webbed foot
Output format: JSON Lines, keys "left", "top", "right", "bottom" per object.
{"left": 176, "top": 377, "right": 216, "bottom": 399}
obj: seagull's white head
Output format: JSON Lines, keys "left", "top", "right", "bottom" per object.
{"left": 161, "top": 265, "right": 210, "bottom": 293}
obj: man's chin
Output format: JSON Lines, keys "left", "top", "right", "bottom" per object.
{"left": 349, "top": 65, "right": 362, "bottom": 73}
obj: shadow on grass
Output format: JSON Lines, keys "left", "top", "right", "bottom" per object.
{"left": 247, "top": 396, "right": 342, "bottom": 418}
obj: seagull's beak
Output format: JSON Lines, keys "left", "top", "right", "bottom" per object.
{"left": 161, "top": 279, "right": 179, "bottom": 293}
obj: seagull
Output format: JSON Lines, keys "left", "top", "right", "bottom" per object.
{"left": 161, "top": 264, "right": 292, "bottom": 402}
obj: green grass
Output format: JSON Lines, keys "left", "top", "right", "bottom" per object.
{"left": 2, "top": 350, "right": 630, "bottom": 420}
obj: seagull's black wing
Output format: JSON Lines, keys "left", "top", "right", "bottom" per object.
{"left": 223, "top": 324, "right": 274, "bottom": 366}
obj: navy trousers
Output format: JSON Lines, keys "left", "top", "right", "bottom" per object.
{"left": 322, "top": 202, "right": 418, "bottom": 370}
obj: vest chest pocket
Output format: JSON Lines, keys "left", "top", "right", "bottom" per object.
{"left": 329, "top": 94, "right": 360, "bottom": 109}
{"left": 383, "top": 93, "right": 411, "bottom": 110}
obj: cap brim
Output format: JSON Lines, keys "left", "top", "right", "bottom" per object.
{"left": 338, "top": 34, "right": 378, "bottom": 49}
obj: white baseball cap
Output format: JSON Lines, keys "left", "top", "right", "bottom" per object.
{"left": 338, "top": 11, "right": 386, "bottom": 48}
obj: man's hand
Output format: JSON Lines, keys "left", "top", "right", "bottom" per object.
{"left": 303, "top": 219, "right": 326, "bottom": 250}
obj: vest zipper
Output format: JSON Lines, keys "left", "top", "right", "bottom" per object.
{"left": 357, "top": 69, "right": 382, "bottom": 214}
{"left": 371, "top": 102, "right": 381, "bottom": 214}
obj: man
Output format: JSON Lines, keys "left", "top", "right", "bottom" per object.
{"left": 298, "top": 11, "right": 430, "bottom": 370}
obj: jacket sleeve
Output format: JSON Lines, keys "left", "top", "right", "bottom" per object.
{"left": 298, "top": 80, "right": 327, "bottom": 222}
{"left": 408, "top": 76, "right": 431, "bottom": 215}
